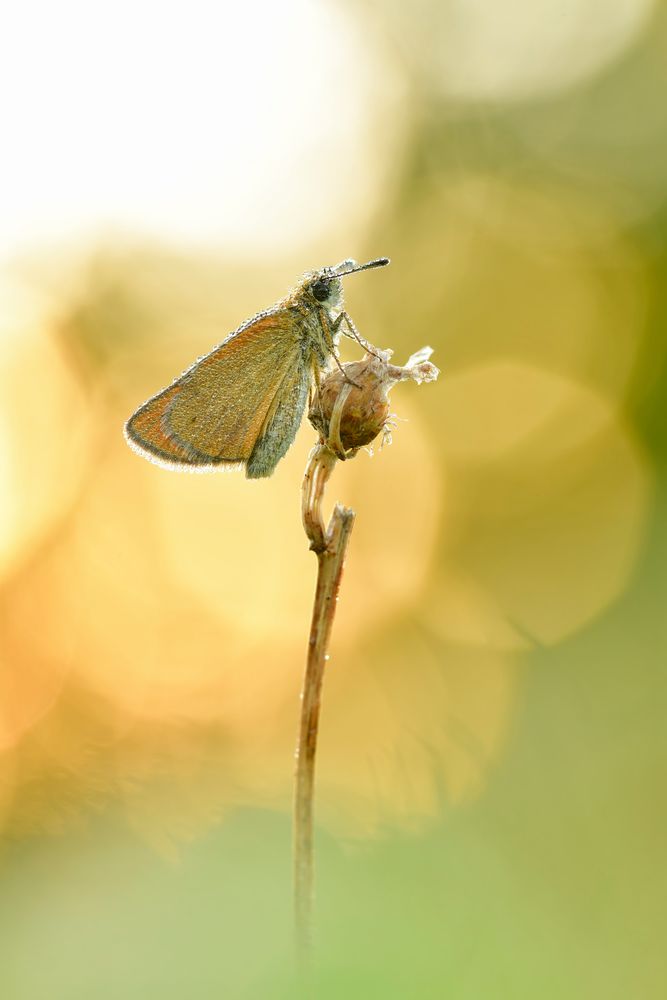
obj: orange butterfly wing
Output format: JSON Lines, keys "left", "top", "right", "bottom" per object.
{"left": 125, "top": 310, "right": 302, "bottom": 470}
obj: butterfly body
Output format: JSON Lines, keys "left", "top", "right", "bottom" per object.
{"left": 124, "top": 257, "right": 389, "bottom": 478}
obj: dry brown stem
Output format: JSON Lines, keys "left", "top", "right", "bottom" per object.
{"left": 294, "top": 443, "right": 355, "bottom": 963}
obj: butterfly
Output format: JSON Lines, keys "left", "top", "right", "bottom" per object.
{"left": 124, "top": 257, "right": 389, "bottom": 478}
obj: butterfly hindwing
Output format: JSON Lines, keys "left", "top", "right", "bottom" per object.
{"left": 246, "top": 354, "right": 312, "bottom": 478}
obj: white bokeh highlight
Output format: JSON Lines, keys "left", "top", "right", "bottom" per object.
{"left": 0, "top": 0, "right": 402, "bottom": 258}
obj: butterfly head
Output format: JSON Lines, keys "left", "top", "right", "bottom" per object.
{"left": 298, "top": 257, "right": 390, "bottom": 314}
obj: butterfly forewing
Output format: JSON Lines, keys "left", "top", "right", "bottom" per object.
{"left": 125, "top": 310, "right": 302, "bottom": 469}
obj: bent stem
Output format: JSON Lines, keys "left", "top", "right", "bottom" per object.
{"left": 294, "top": 443, "right": 355, "bottom": 964}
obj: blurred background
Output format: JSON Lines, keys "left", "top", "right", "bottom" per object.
{"left": 1, "top": 0, "right": 665, "bottom": 996}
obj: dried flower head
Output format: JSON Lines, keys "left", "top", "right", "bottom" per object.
{"left": 309, "top": 346, "right": 439, "bottom": 458}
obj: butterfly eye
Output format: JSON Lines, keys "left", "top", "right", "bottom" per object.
{"left": 311, "top": 280, "right": 330, "bottom": 302}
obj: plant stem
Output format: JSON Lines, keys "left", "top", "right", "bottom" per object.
{"left": 294, "top": 444, "right": 355, "bottom": 963}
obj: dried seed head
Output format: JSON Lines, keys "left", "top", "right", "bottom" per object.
{"left": 310, "top": 358, "right": 390, "bottom": 452}
{"left": 309, "top": 347, "right": 439, "bottom": 457}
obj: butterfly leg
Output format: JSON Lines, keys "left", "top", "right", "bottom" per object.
{"left": 337, "top": 311, "right": 384, "bottom": 360}
{"left": 322, "top": 310, "right": 362, "bottom": 388}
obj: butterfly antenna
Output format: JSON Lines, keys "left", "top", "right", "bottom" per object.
{"left": 336, "top": 257, "right": 390, "bottom": 278}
